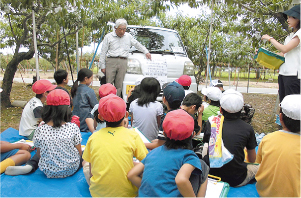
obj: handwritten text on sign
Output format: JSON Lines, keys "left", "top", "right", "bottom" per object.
{"left": 144, "top": 59, "right": 167, "bottom": 85}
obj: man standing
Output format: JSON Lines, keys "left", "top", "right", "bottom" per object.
{"left": 99, "top": 18, "right": 151, "bottom": 96}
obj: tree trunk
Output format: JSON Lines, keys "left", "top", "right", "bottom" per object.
{"left": 1, "top": 49, "right": 35, "bottom": 107}
{"left": 255, "top": 68, "right": 260, "bottom": 79}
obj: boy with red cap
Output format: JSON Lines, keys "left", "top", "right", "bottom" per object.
{"left": 176, "top": 75, "right": 193, "bottom": 96}
{"left": 82, "top": 94, "right": 148, "bottom": 197}
{"left": 19, "top": 79, "right": 56, "bottom": 140}
{"left": 128, "top": 109, "right": 209, "bottom": 197}
{"left": 85, "top": 83, "right": 117, "bottom": 132}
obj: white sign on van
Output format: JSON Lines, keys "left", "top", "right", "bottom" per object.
{"left": 144, "top": 59, "right": 167, "bottom": 85}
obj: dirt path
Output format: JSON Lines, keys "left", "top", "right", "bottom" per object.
{"left": 1, "top": 71, "right": 279, "bottom": 89}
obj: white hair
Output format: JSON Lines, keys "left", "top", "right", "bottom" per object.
{"left": 115, "top": 18, "right": 128, "bottom": 28}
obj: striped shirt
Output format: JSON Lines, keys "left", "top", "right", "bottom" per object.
{"left": 99, "top": 31, "right": 149, "bottom": 69}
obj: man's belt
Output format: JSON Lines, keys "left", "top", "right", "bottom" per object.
{"left": 107, "top": 56, "right": 127, "bottom": 60}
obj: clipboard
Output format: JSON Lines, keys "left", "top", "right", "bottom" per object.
{"left": 132, "top": 127, "right": 151, "bottom": 143}
{"left": 205, "top": 175, "right": 230, "bottom": 198}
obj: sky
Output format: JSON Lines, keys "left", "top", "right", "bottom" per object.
{"left": 0, "top": 3, "right": 209, "bottom": 55}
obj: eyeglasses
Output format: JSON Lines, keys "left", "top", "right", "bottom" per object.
{"left": 116, "top": 28, "right": 127, "bottom": 31}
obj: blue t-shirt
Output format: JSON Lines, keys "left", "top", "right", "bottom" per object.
{"left": 139, "top": 145, "right": 203, "bottom": 197}
{"left": 72, "top": 84, "right": 98, "bottom": 132}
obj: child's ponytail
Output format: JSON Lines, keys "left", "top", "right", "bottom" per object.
{"left": 71, "top": 68, "right": 93, "bottom": 98}
{"left": 71, "top": 80, "right": 79, "bottom": 98}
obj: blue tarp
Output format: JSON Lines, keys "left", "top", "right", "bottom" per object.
{"left": 1, "top": 127, "right": 91, "bottom": 197}
{"left": 1, "top": 127, "right": 259, "bottom": 197}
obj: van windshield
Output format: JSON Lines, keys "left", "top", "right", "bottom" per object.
{"left": 127, "top": 27, "right": 186, "bottom": 54}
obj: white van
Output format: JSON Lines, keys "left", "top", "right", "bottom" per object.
{"left": 121, "top": 25, "right": 197, "bottom": 101}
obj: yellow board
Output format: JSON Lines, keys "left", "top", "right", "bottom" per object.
{"left": 126, "top": 85, "right": 135, "bottom": 94}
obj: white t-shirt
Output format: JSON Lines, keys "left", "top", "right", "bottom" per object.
{"left": 19, "top": 97, "right": 43, "bottom": 136}
{"left": 90, "top": 104, "right": 106, "bottom": 131}
{"left": 279, "top": 29, "right": 301, "bottom": 79}
{"left": 184, "top": 90, "right": 194, "bottom": 96}
{"left": 33, "top": 122, "right": 82, "bottom": 178}
{"left": 129, "top": 99, "right": 163, "bottom": 141}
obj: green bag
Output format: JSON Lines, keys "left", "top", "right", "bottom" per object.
{"left": 254, "top": 47, "right": 285, "bottom": 70}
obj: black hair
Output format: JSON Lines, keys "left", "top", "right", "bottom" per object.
{"left": 36, "top": 94, "right": 43, "bottom": 99}
{"left": 106, "top": 117, "right": 124, "bottom": 127}
{"left": 221, "top": 107, "right": 241, "bottom": 119}
{"left": 54, "top": 69, "right": 68, "bottom": 85}
{"left": 294, "top": 19, "right": 300, "bottom": 32}
{"left": 280, "top": 109, "right": 300, "bottom": 132}
{"left": 215, "top": 84, "right": 223, "bottom": 88}
{"left": 164, "top": 135, "right": 193, "bottom": 150}
{"left": 290, "top": 16, "right": 300, "bottom": 32}
{"left": 204, "top": 96, "right": 220, "bottom": 107}
{"left": 71, "top": 68, "right": 93, "bottom": 98}
{"left": 42, "top": 105, "right": 72, "bottom": 128}
{"left": 137, "top": 77, "right": 160, "bottom": 107}
{"left": 182, "top": 93, "right": 202, "bottom": 110}
{"left": 94, "top": 110, "right": 104, "bottom": 124}
{"left": 168, "top": 100, "right": 182, "bottom": 110}
{"left": 182, "top": 86, "right": 190, "bottom": 90}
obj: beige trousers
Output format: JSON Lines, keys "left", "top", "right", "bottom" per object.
{"left": 105, "top": 57, "right": 128, "bottom": 97}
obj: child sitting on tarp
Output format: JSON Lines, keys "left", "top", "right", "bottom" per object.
{"left": 1, "top": 141, "right": 32, "bottom": 174}
{"left": 129, "top": 77, "right": 163, "bottom": 141}
{"left": 85, "top": 83, "right": 117, "bottom": 132}
{"left": 203, "top": 89, "right": 258, "bottom": 187}
{"left": 144, "top": 81, "right": 185, "bottom": 149}
{"left": 19, "top": 79, "right": 57, "bottom": 140}
{"left": 201, "top": 87, "right": 222, "bottom": 122}
{"left": 6, "top": 89, "right": 82, "bottom": 178}
{"left": 54, "top": 69, "right": 72, "bottom": 106}
{"left": 255, "top": 94, "right": 300, "bottom": 197}
{"left": 127, "top": 109, "right": 209, "bottom": 197}
{"left": 82, "top": 94, "right": 148, "bottom": 197}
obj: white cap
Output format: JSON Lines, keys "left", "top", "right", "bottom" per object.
{"left": 220, "top": 89, "right": 244, "bottom": 113}
{"left": 201, "top": 87, "right": 222, "bottom": 101}
{"left": 135, "top": 76, "right": 145, "bottom": 86}
{"left": 280, "top": 95, "right": 301, "bottom": 120}
{"left": 209, "top": 79, "right": 223, "bottom": 87}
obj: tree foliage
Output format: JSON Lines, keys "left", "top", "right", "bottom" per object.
{"left": 0, "top": 0, "right": 169, "bottom": 107}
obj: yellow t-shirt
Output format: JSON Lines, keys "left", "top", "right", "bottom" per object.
{"left": 255, "top": 130, "right": 300, "bottom": 197}
{"left": 83, "top": 126, "right": 148, "bottom": 197}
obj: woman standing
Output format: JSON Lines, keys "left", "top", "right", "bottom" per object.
{"left": 261, "top": 4, "right": 300, "bottom": 102}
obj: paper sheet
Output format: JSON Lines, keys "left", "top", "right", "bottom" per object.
{"left": 12, "top": 139, "right": 34, "bottom": 148}
{"left": 205, "top": 178, "right": 226, "bottom": 198}
{"left": 132, "top": 128, "right": 150, "bottom": 143}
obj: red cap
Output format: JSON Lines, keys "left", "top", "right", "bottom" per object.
{"left": 98, "top": 94, "right": 126, "bottom": 122}
{"left": 177, "top": 75, "right": 191, "bottom": 87}
{"left": 32, "top": 79, "right": 57, "bottom": 94}
{"left": 46, "top": 89, "right": 70, "bottom": 106}
{"left": 99, "top": 83, "right": 117, "bottom": 98}
{"left": 163, "top": 109, "right": 194, "bottom": 140}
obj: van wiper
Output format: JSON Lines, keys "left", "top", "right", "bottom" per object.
{"left": 149, "top": 50, "right": 175, "bottom": 55}
{"left": 130, "top": 49, "right": 143, "bottom": 53}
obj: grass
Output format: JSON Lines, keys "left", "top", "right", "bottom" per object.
{"left": 200, "top": 71, "right": 279, "bottom": 81}
{"left": 1, "top": 82, "right": 281, "bottom": 134}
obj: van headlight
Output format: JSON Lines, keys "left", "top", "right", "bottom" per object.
{"left": 183, "top": 61, "right": 194, "bottom": 75}
{"left": 127, "top": 58, "right": 142, "bottom": 74}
